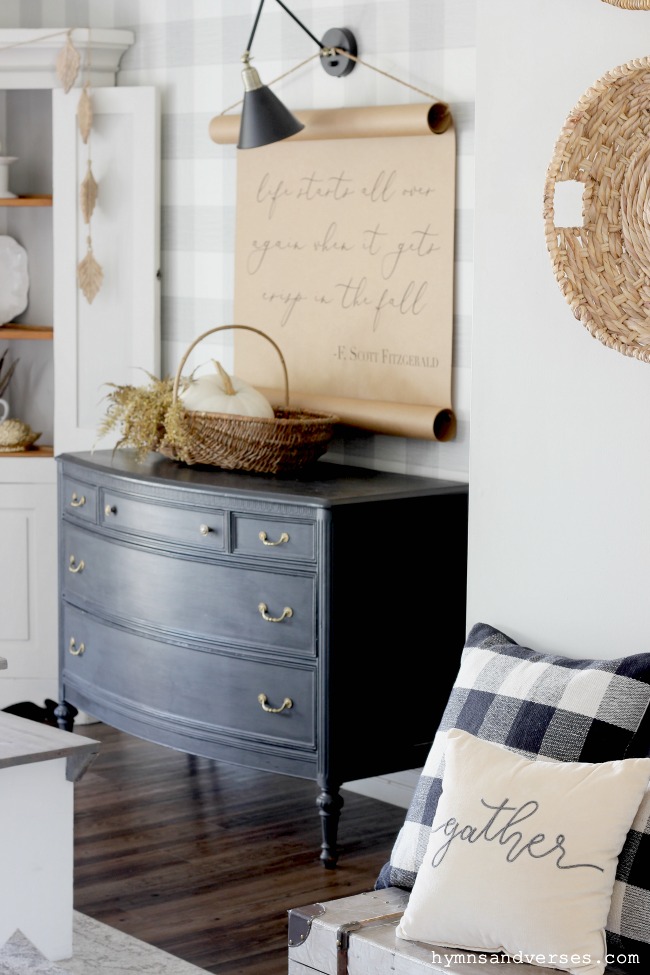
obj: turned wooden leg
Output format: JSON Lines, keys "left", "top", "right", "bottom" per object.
{"left": 316, "top": 783, "right": 344, "bottom": 868}
{"left": 54, "top": 700, "right": 76, "bottom": 732}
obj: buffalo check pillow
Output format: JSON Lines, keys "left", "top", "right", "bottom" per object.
{"left": 376, "top": 622, "right": 650, "bottom": 972}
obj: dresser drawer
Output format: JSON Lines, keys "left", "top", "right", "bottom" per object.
{"left": 101, "top": 489, "right": 225, "bottom": 552}
{"left": 62, "top": 604, "right": 316, "bottom": 748}
{"left": 61, "top": 476, "right": 98, "bottom": 524}
{"left": 62, "top": 525, "right": 316, "bottom": 656}
{"left": 233, "top": 514, "right": 315, "bottom": 561}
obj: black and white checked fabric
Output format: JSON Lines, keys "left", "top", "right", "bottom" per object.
{"left": 606, "top": 784, "right": 650, "bottom": 971}
{"left": 376, "top": 621, "right": 650, "bottom": 962}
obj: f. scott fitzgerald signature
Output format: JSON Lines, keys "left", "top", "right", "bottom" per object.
{"left": 430, "top": 798, "right": 603, "bottom": 872}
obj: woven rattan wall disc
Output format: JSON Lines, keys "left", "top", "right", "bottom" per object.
{"left": 601, "top": 1, "right": 650, "bottom": 8}
{"left": 544, "top": 57, "right": 650, "bottom": 362}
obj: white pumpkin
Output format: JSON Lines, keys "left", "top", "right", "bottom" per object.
{"left": 180, "top": 360, "right": 275, "bottom": 418}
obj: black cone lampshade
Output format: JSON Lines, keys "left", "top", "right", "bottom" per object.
{"left": 237, "top": 56, "right": 304, "bottom": 149}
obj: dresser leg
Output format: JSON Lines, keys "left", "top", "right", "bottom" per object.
{"left": 54, "top": 700, "right": 76, "bottom": 732}
{"left": 316, "top": 784, "right": 344, "bottom": 868}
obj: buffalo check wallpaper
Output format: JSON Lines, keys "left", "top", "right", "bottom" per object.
{"left": 0, "top": 0, "right": 476, "bottom": 483}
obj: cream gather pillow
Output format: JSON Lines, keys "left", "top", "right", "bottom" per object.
{"left": 396, "top": 729, "right": 650, "bottom": 975}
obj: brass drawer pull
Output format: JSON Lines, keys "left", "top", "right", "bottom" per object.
{"left": 258, "top": 602, "right": 293, "bottom": 623}
{"left": 258, "top": 693, "right": 293, "bottom": 714}
{"left": 69, "top": 637, "right": 85, "bottom": 656}
{"left": 259, "top": 530, "right": 289, "bottom": 547}
{"left": 105, "top": 504, "right": 117, "bottom": 516}
{"left": 70, "top": 492, "right": 86, "bottom": 508}
{"left": 68, "top": 555, "right": 85, "bottom": 574}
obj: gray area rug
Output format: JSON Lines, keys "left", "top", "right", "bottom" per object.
{"left": 0, "top": 931, "right": 67, "bottom": 975}
{"left": 0, "top": 915, "right": 207, "bottom": 975}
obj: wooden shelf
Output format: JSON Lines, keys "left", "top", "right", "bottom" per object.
{"left": 0, "top": 445, "right": 53, "bottom": 458}
{"left": 0, "top": 195, "right": 52, "bottom": 207}
{"left": 0, "top": 324, "right": 53, "bottom": 340}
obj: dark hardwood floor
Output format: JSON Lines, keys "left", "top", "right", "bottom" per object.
{"left": 72, "top": 722, "right": 407, "bottom": 975}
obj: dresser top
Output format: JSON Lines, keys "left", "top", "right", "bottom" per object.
{"left": 58, "top": 450, "right": 467, "bottom": 507}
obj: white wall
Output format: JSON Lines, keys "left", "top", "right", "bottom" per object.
{"left": 467, "top": 0, "right": 650, "bottom": 657}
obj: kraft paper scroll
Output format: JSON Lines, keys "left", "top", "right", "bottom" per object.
{"left": 210, "top": 103, "right": 456, "bottom": 441}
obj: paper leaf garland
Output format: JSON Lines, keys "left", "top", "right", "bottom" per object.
{"left": 77, "top": 84, "right": 93, "bottom": 144}
{"left": 60, "top": 30, "right": 103, "bottom": 303}
{"left": 80, "top": 161, "right": 98, "bottom": 224}
{"left": 56, "top": 32, "right": 81, "bottom": 93}
{"left": 77, "top": 240, "right": 104, "bottom": 304}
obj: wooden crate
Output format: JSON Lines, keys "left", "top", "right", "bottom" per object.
{"left": 288, "top": 888, "right": 545, "bottom": 975}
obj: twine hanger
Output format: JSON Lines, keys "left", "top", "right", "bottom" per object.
{"left": 219, "top": 46, "right": 451, "bottom": 132}
{"left": 0, "top": 28, "right": 71, "bottom": 54}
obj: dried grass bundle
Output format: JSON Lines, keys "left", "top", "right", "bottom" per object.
{"left": 96, "top": 372, "right": 179, "bottom": 461}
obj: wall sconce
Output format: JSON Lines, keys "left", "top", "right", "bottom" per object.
{"left": 238, "top": 0, "right": 357, "bottom": 149}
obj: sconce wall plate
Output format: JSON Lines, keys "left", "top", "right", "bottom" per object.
{"left": 320, "top": 28, "right": 356, "bottom": 76}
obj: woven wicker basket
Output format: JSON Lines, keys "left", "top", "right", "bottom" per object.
{"left": 160, "top": 325, "right": 339, "bottom": 474}
{"left": 544, "top": 57, "right": 650, "bottom": 362}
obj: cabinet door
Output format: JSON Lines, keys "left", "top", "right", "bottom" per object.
{"left": 0, "top": 481, "right": 57, "bottom": 707}
{"left": 52, "top": 86, "right": 161, "bottom": 454}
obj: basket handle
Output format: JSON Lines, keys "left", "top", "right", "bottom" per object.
{"left": 172, "top": 325, "right": 290, "bottom": 409}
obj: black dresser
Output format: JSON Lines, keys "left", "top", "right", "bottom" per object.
{"left": 57, "top": 450, "right": 468, "bottom": 865}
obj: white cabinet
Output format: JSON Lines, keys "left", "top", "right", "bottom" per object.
{"left": 0, "top": 30, "right": 160, "bottom": 708}
{"left": 0, "top": 472, "right": 57, "bottom": 706}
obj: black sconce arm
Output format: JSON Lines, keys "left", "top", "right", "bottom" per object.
{"left": 244, "top": 0, "right": 356, "bottom": 78}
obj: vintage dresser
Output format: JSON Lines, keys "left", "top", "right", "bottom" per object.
{"left": 56, "top": 450, "right": 468, "bottom": 864}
